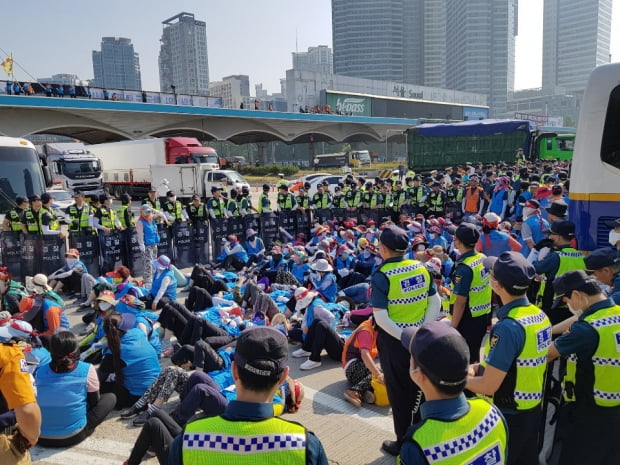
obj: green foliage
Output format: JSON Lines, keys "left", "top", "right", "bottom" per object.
{"left": 238, "top": 164, "right": 299, "bottom": 176}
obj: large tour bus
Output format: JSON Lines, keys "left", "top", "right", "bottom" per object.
{"left": 570, "top": 62, "right": 620, "bottom": 250}
{"left": 0, "top": 137, "right": 50, "bottom": 213}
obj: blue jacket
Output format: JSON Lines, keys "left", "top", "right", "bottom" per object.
{"left": 139, "top": 217, "right": 160, "bottom": 245}
{"left": 120, "top": 328, "right": 161, "bottom": 396}
{"left": 36, "top": 361, "right": 90, "bottom": 438}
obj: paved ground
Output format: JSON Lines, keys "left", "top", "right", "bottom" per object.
{"left": 31, "top": 290, "right": 399, "bottom": 465}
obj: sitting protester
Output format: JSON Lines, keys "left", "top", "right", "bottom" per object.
{"left": 47, "top": 248, "right": 88, "bottom": 296}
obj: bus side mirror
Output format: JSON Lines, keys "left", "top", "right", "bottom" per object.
{"left": 42, "top": 166, "right": 53, "bottom": 188}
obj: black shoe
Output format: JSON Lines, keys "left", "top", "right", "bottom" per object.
{"left": 120, "top": 404, "right": 147, "bottom": 419}
{"left": 381, "top": 440, "right": 402, "bottom": 456}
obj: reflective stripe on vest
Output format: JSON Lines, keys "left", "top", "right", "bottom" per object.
{"left": 210, "top": 198, "right": 226, "bottom": 217}
{"left": 277, "top": 193, "right": 293, "bottom": 210}
{"left": 188, "top": 204, "right": 206, "bottom": 219}
{"left": 68, "top": 204, "right": 92, "bottom": 231}
{"left": 165, "top": 201, "right": 183, "bottom": 220}
{"left": 182, "top": 416, "right": 307, "bottom": 465}
{"left": 23, "top": 209, "right": 42, "bottom": 234}
{"left": 258, "top": 193, "right": 271, "bottom": 213}
{"left": 460, "top": 254, "right": 492, "bottom": 317}
{"left": 297, "top": 195, "right": 309, "bottom": 208}
{"left": 412, "top": 398, "right": 508, "bottom": 465}
{"left": 379, "top": 259, "right": 431, "bottom": 327}
{"left": 116, "top": 204, "right": 134, "bottom": 228}
{"left": 99, "top": 207, "right": 116, "bottom": 228}
{"left": 428, "top": 192, "right": 444, "bottom": 210}
{"left": 484, "top": 304, "right": 551, "bottom": 410}
{"left": 393, "top": 191, "right": 407, "bottom": 210}
{"left": 43, "top": 208, "right": 60, "bottom": 231}
{"left": 8, "top": 209, "right": 23, "bottom": 231}
{"left": 537, "top": 247, "right": 585, "bottom": 300}
{"left": 227, "top": 199, "right": 240, "bottom": 216}
{"left": 564, "top": 304, "right": 620, "bottom": 407}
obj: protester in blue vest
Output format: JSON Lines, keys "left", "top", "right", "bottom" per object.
{"left": 488, "top": 175, "right": 510, "bottom": 218}
{"left": 215, "top": 235, "right": 248, "bottom": 271}
{"left": 98, "top": 312, "right": 161, "bottom": 409}
{"left": 35, "top": 331, "right": 116, "bottom": 447}
{"left": 518, "top": 199, "right": 549, "bottom": 258}
{"left": 289, "top": 249, "right": 312, "bottom": 285}
{"left": 145, "top": 255, "right": 177, "bottom": 311}
{"left": 136, "top": 204, "right": 162, "bottom": 288}
{"left": 310, "top": 258, "right": 338, "bottom": 303}
{"left": 47, "top": 248, "right": 88, "bottom": 296}
{"left": 244, "top": 228, "right": 265, "bottom": 265}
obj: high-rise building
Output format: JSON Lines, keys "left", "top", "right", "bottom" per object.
{"left": 92, "top": 37, "right": 142, "bottom": 91}
{"left": 158, "top": 12, "right": 209, "bottom": 96}
{"left": 445, "top": 0, "right": 517, "bottom": 116}
{"left": 542, "top": 0, "right": 612, "bottom": 94}
{"left": 332, "top": 0, "right": 408, "bottom": 83}
{"left": 223, "top": 75, "right": 250, "bottom": 96}
{"left": 292, "top": 46, "right": 333, "bottom": 74}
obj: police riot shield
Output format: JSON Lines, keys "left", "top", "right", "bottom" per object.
{"left": 227, "top": 217, "right": 244, "bottom": 241}
{"left": 119, "top": 229, "right": 133, "bottom": 269}
{"left": 314, "top": 208, "right": 331, "bottom": 225}
{"left": 278, "top": 211, "right": 297, "bottom": 239}
{"left": 296, "top": 210, "right": 311, "bottom": 240}
{"left": 332, "top": 208, "right": 347, "bottom": 225}
{"left": 41, "top": 236, "right": 65, "bottom": 276}
{"left": 192, "top": 221, "right": 210, "bottom": 264}
{"left": 156, "top": 224, "right": 172, "bottom": 259}
{"left": 260, "top": 213, "right": 279, "bottom": 249}
{"left": 1, "top": 232, "right": 22, "bottom": 281}
{"left": 128, "top": 229, "right": 144, "bottom": 279}
{"left": 69, "top": 232, "right": 100, "bottom": 278}
{"left": 172, "top": 222, "right": 193, "bottom": 269}
{"left": 210, "top": 218, "right": 227, "bottom": 261}
{"left": 99, "top": 231, "right": 121, "bottom": 274}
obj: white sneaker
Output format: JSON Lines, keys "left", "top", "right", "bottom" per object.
{"left": 292, "top": 348, "right": 312, "bottom": 358}
{"left": 299, "top": 359, "right": 322, "bottom": 370}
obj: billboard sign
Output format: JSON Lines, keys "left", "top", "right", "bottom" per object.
{"left": 326, "top": 92, "right": 371, "bottom": 117}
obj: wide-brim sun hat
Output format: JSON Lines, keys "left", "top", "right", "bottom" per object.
{"left": 294, "top": 287, "right": 319, "bottom": 311}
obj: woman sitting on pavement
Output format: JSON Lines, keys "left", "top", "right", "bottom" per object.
{"left": 144, "top": 255, "right": 177, "bottom": 311}
{"left": 214, "top": 235, "right": 248, "bottom": 271}
{"left": 244, "top": 228, "right": 265, "bottom": 266}
{"left": 121, "top": 370, "right": 228, "bottom": 465}
{"left": 47, "top": 248, "right": 88, "bottom": 297}
{"left": 310, "top": 258, "right": 338, "bottom": 302}
{"left": 35, "top": 331, "right": 116, "bottom": 447}
{"left": 0, "top": 269, "right": 28, "bottom": 314}
{"left": 287, "top": 287, "right": 335, "bottom": 344}
{"left": 98, "top": 312, "right": 161, "bottom": 409}
{"left": 342, "top": 318, "right": 383, "bottom": 408}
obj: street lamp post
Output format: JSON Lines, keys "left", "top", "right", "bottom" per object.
{"left": 170, "top": 84, "right": 177, "bottom": 105}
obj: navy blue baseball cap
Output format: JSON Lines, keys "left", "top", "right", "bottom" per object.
{"left": 549, "top": 220, "right": 575, "bottom": 238}
{"left": 585, "top": 248, "right": 620, "bottom": 271}
{"left": 401, "top": 321, "right": 469, "bottom": 387}
{"left": 483, "top": 251, "right": 535, "bottom": 293}
{"left": 379, "top": 225, "right": 409, "bottom": 253}
{"left": 234, "top": 327, "right": 288, "bottom": 377}
{"left": 455, "top": 223, "right": 479, "bottom": 247}
{"left": 553, "top": 270, "right": 600, "bottom": 297}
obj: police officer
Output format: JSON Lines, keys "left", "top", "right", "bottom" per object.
{"left": 345, "top": 181, "right": 363, "bottom": 212}
{"left": 312, "top": 183, "right": 330, "bottom": 210}
{"left": 276, "top": 173, "right": 287, "bottom": 190}
{"left": 332, "top": 185, "right": 347, "bottom": 209}
{"left": 391, "top": 180, "right": 407, "bottom": 222}
{"left": 408, "top": 176, "right": 428, "bottom": 216}
{"left": 168, "top": 327, "right": 328, "bottom": 464}
{"left": 547, "top": 271, "right": 620, "bottom": 465}
{"left": 399, "top": 322, "right": 508, "bottom": 465}
{"left": 371, "top": 225, "right": 441, "bottom": 456}
{"left": 2, "top": 196, "right": 28, "bottom": 232}
{"left": 277, "top": 184, "right": 297, "bottom": 212}
{"left": 21, "top": 195, "right": 45, "bottom": 235}
{"left": 143, "top": 187, "right": 162, "bottom": 212}
{"left": 296, "top": 185, "right": 311, "bottom": 213}
{"left": 116, "top": 194, "right": 135, "bottom": 268}
{"left": 532, "top": 220, "right": 585, "bottom": 324}
{"left": 186, "top": 194, "right": 207, "bottom": 223}
{"left": 451, "top": 223, "right": 492, "bottom": 363}
{"left": 256, "top": 183, "right": 272, "bottom": 214}
{"left": 239, "top": 186, "right": 254, "bottom": 216}
{"left": 225, "top": 188, "right": 241, "bottom": 218}
{"left": 426, "top": 182, "right": 446, "bottom": 218}
{"left": 66, "top": 191, "right": 93, "bottom": 234}
{"left": 163, "top": 191, "right": 188, "bottom": 223}
{"left": 584, "top": 248, "right": 620, "bottom": 304}
{"left": 40, "top": 192, "right": 67, "bottom": 239}
{"left": 0, "top": 341, "right": 42, "bottom": 462}
{"left": 94, "top": 194, "right": 124, "bottom": 273}
{"left": 206, "top": 186, "right": 226, "bottom": 219}
{"left": 445, "top": 178, "right": 464, "bottom": 221}
{"left": 467, "top": 252, "right": 551, "bottom": 465}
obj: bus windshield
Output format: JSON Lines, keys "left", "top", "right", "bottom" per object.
{"left": 61, "top": 159, "right": 102, "bottom": 178}
{"left": 0, "top": 146, "right": 46, "bottom": 212}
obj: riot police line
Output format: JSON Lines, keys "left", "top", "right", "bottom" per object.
{"left": 0, "top": 206, "right": 402, "bottom": 283}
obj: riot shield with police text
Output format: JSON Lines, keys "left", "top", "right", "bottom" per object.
{"left": 1, "top": 232, "right": 22, "bottom": 281}
{"left": 69, "top": 232, "right": 100, "bottom": 278}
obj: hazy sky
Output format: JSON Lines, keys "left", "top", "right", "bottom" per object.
{"left": 0, "top": 0, "right": 618, "bottom": 94}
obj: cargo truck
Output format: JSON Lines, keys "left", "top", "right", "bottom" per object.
{"left": 37, "top": 142, "right": 103, "bottom": 194}
{"left": 91, "top": 137, "right": 220, "bottom": 197}
{"left": 150, "top": 165, "right": 249, "bottom": 201}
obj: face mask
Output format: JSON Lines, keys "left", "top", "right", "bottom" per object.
{"left": 374, "top": 257, "right": 382, "bottom": 265}
{"left": 523, "top": 207, "right": 535, "bottom": 217}
{"left": 248, "top": 235, "right": 256, "bottom": 242}
{"left": 430, "top": 233, "right": 438, "bottom": 239}
{"left": 169, "top": 196, "right": 177, "bottom": 202}
{"left": 272, "top": 254, "right": 282, "bottom": 262}
{"left": 108, "top": 200, "right": 113, "bottom": 207}
{"left": 66, "top": 258, "right": 77, "bottom": 266}
{"left": 282, "top": 250, "right": 290, "bottom": 258}
{"left": 99, "top": 302, "right": 112, "bottom": 311}
{"left": 609, "top": 230, "right": 620, "bottom": 246}
{"left": 567, "top": 302, "right": 582, "bottom": 317}
{"left": 415, "top": 244, "right": 426, "bottom": 252}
